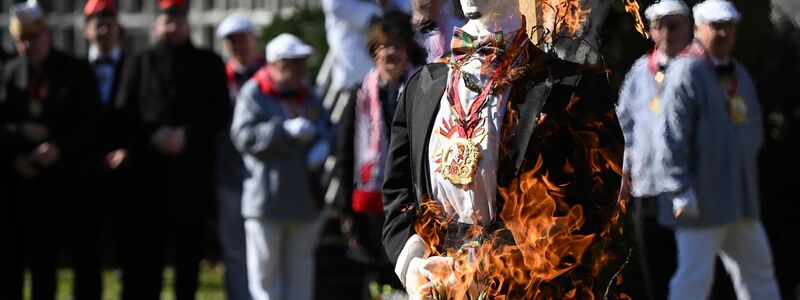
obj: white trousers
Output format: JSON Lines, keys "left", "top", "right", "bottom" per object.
{"left": 245, "top": 219, "right": 319, "bottom": 300}
{"left": 669, "top": 218, "right": 781, "bottom": 300}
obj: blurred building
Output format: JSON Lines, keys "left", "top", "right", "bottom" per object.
{"left": 0, "top": 0, "right": 321, "bottom": 56}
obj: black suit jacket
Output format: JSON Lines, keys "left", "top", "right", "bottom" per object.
{"left": 114, "top": 42, "right": 230, "bottom": 220}
{"left": 90, "top": 52, "right": 128, "bottom": 154}
{"left": 382, "top": 46, "right": 630, "bottom": 296}
{"left": 0, "top": 49, "right": 101, "bottom": 180}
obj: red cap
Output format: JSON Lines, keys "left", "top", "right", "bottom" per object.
{"left": 84, "top": 0, "right": 117, "bottom": 17}
{"left": 159, "top": 0, "right": 188, "bottom": 10}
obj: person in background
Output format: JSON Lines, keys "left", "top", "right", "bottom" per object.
{"left": 0, "top": 1, "right": 101, "bottom": 299}
{"left": 336, "top": 10, "right": 425, "bottom": 299}
{"left": 215, "top": 14, "right": 265, "bottom": 300}
{"left": 615, "top": 1, "right": 692, "bottom": 298}
{"left": 217, "top": 15, "right": 266, "bottom": 99}
{"left": 230, "top": 33, "right": 329, "bottom": 300}
{"left": 114, "top": 0, "right": 230, "bottom": 298}
{"left": 321, "top": 0, "right": 410, "bottom": 96}
{"left": 411, "top": 0, "right": 464, "bottom": 62}
{"left": 654, "top": 1, "right": 781, "bottom": 299}
{"left": 82, "top": 1, "right": 132, "bottom": 299}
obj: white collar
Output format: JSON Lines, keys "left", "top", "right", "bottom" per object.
{"left": 88, "top": 45, "right": 121, "bottom": 63}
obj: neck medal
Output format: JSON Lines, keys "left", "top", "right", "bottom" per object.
{"left": 435, "top": 27, "right": 528, "bottom": 186}
{"left": 720, "top": 75, "right": 747, "bottom": 125}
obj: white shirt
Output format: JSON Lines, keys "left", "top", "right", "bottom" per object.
{"left": 394, "top": 16, "right": 524, "bottom": 285}
{"left": 88, "top": 46, "right": 122, "bottom": 106}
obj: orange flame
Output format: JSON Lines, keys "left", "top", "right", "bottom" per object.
{"left": 623, "top": 0, "right": 650, "bottom": 38}
{"left": 413, "top": 82, "right": 629, "bottom": 298}
{"left": 540, "top": 0, "right": 592, "bottom": 44}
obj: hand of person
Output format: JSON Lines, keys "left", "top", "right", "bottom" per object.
{"left": 20, "top": 121, "right": 49, "bottom": 143}
{"left": 30, "top": 142, "right": 60, "bottom": 167}
{"left": 672, "top": 188, "right": 699, "bottom": 219}
{"left": 13, "top": 155, "right": 38, "bottom": 178}
{"left": 406, "top": 256, "right": 457, "bottom": 300}
{"left": 283, "top": 117, "right": 315, "bottom": 144}
{"left": 150, "top": 126, "right": 186, "bottom": 155}
{"left": 105, "top": 148, "right": 128, "bottom": 169}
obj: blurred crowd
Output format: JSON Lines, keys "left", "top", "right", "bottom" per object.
{"left": 0, "top": 0, "right": 791, "bottom": 299}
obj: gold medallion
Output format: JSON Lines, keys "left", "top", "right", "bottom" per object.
{"left": 654, "top": 71, "right": 665, "bottom": 84}
{"left": 729, "top": 95, "right": 748, "bottom": 124}
{"left": 440, "top": 137, "right": 482, "bottom": 185}
{"left": 29, "top": 101, "right": 42, "bottom": 118}
{"left": 649, "top": 96, "right": 661, "bottom": 115}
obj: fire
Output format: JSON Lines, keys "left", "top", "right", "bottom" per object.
{"left": 520, "top": 0, "right": 650, "bottom": 45}
{"left": 518, "top": 0, "right": 591, "bottom": 45}
{"left": 413, "top": 110, "right": 629, "bottom": 298}
{"left": 623, "top": 0, "right": 649, "bottom": 38}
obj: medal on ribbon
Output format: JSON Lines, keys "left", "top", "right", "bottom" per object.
{"left": 440, "top": 137, "right": 483, "bottom": 185}
{"left": 29, "top": 101, "right": 42, "bottom": 117}
{"left": 432, "top": 28, "right": 528, "bottom": 186}
{"left": 720, "top": 74, "right": 747, "bottom": 125}
{"left": 729, "top": 95, "right": 747, "bottom": 124}
{"left": 649, "top": 96, "right": 661, "bottom": 115}
{"left": 647, "top": 52, "right": 667, "bottom": 116}
{"left": 27, "top": 76, "right": 48, "bottom": 118}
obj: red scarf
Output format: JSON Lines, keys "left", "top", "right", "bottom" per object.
{"left": 351, "top": 69, "right": 388, "bottom": 215}
{"left": 252, "top": 66, "right": 308, "bottom": 117}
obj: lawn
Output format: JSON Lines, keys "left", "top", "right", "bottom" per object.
{"left": 23, "top": 262, "right": 225, "bottom": 300}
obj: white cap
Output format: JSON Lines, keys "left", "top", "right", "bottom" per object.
{"left": 216, "top": 15, "right": 255, "bottom": 38}
{"left": 645, "top": 0, "right": 690, "bottom": 22}
{"left": 10, "top": 0, "right": 46, "bottom": 36}
{"left": 693, "top": 0, "right": 741, "bottom": 24}
{"left": 265, "top": 33, "right": 314, "bottom": 62}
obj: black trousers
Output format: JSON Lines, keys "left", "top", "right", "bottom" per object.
{"left": 67, "top": 194, "right": 102, "bottom": 300}
{"left": 631, "top": 197, "right": 677, "bottom": 300}
{"left": 121, "top": 212, "right": 204, "bottom": 300}
{"left": 0, "top": 176, "right": 60, "bottom": 300}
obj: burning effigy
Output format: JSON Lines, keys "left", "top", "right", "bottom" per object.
{"left": 382, "top": 0, "right": 645, "bottom": 299}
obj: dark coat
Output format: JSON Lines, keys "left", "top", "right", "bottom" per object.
{"left": 382, "top": 47, "right": 631, "bottom": 296}
{"left": 93, "top": 52, "right": 128, "bottom": 155}
{"left": 114, "top": 42, "right": 230, "bottom": 221}
{"left": 0, "top": 49, "right": 101, "bottom": 183}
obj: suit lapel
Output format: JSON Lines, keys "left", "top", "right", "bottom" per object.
{"left": 111, "top": 53, "right": 125, "bottom": 104}
{"left": 411, "top": 64, "right": 447, "bottom": 197}
{"left": 502, "top": 73, "right": 553, "bottom": 179}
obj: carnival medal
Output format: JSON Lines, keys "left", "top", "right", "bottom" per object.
{"left": 435, "top": 27, "right": 528, "bottom": 186}
{"left": 729, "top": 95, "right": 748, "bottom": 124}
{"left": 720, "top": 75, "right": 747, "bottom": 125}
{"left": 440, "top": 137, "right": 483, "bottom": 185}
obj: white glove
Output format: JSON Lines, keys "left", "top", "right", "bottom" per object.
{"left": 672, "top": 188, "right": 699, "bottom": 219}
{"left": 406, "top": 256, "right": 457, "bottom": 300}
{"left": 283, "top": 117, "right": 315, "bottom": 144}
{"left": 307, "top": 141, "right": 330, "bottom": 170}
{"left": 405, "top": 257, "right": 429, "bottom": 300}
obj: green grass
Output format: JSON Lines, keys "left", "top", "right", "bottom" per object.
{"left": 23, "top": 262, "right": 225, "bottom": 300}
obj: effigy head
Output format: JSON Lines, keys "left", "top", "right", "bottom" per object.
{"left": 460, "top": 0, "right": 518, "bottom": 20}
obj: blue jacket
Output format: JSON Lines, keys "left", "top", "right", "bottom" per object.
{"left": 656, "top": 57, "right": 763, "bottom": 228}
{"left": 617, "top": 55, "right": 672, "bottom": 197}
